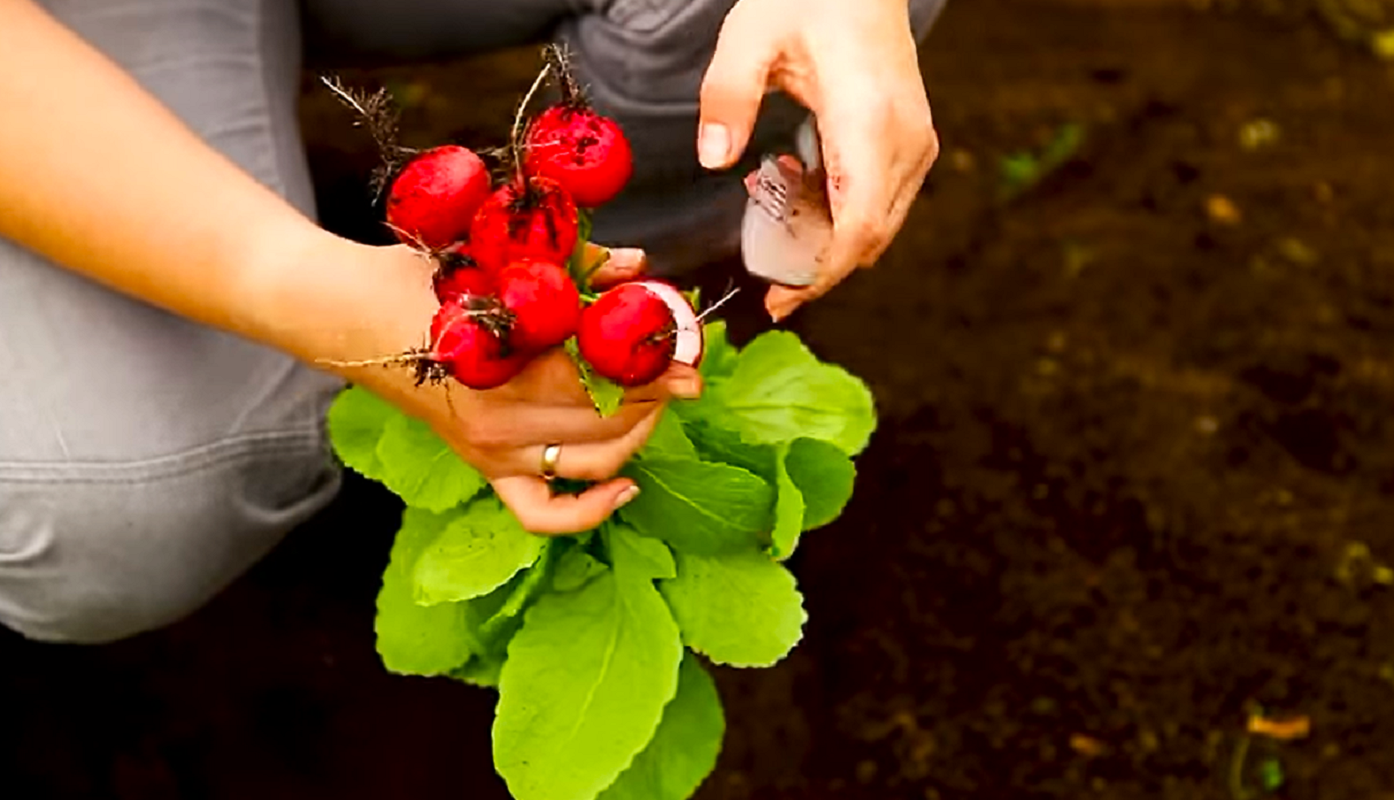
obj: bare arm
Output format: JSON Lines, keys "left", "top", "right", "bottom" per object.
{"left": 0, "top": 0, "right": 688, "bottom": 532}
{"left": 0, "top": 0, "right": 424, "bottom": 365}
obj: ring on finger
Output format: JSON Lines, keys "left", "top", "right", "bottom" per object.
{"left": 539, "top": 443, "right": 562, "bottom": 481}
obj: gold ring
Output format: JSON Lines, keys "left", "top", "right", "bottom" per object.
{"left": 540, "top": 443, "right": 562, "bottom": 481}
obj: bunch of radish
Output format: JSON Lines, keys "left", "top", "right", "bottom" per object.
{"left": 325, "top": 47, "right": 704, "bottom": 393}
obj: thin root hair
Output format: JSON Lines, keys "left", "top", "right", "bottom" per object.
{"left": 319, "top": 74, "right": 416, "bottom": 199}
{"left": 695, "top": 283, "right": 741, "bottom": 324}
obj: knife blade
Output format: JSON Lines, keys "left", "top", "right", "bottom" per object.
{"left": 739, "top": 117, "right": 834, "bottom": 288}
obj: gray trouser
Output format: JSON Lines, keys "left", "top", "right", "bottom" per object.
{"left": 0, "top": 0, "right": 946, "bottom": 644}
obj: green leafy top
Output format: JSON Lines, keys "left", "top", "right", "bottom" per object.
{"left": 709, "top": 331, "right": 876, "bottom": 456}
{"left": 412, "top": 496, "right": 544, "bottom": 605}
{"left": 493, "top": 522, "right": 683, "bottom": 800}
{"left": 566, "top": 337, "right": 626, "bottom": 417}
{"left": 327, "top": 388, "right": 485, "bottom": 512}
{"left": 327, "top": 320, "right": 875, "bottom": 800}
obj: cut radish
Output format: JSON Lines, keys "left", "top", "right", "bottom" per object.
{"left": 635, "top": 280, "right": 703, "bottom": 367}
{"left": 577, "top": 279, "right": 703, "bottom": 387}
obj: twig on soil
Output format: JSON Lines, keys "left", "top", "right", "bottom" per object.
{"left": 1247, "top": 714, "right": 1311, "bottom": 741}
{"left": 1228, "top": 734, "right": 1253, "bottom": 800}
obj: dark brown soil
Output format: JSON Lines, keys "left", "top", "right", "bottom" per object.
{"left": 7, "top": 1, "right": 1394, "bottom": 798}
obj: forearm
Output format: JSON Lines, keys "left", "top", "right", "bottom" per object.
{"left": 0, "top": 0, "right": 430, "bottom": 369}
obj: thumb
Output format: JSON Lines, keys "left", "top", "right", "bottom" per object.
{"left": 493, "top": 476, "right": 641, "bottom": 535}
{"left": 587, "top": 246, "right": 647, "bottom": 289}
{"left": 698, "top": 16, "right": 772, "bottom": 170}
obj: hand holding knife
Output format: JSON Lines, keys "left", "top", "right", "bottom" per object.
{"left": 739, "top": 118, "right": 834, "bottom": 289}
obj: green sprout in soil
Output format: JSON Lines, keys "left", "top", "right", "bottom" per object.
{"left": 998, "top": 122, "right": 1085, "bottom": 202}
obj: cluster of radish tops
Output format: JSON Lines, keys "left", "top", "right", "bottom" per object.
{"left": 331, "top": 46, "right": 704, "bottom": 397}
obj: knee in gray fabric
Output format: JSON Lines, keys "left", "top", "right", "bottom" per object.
{"left": 0, "top": 441, "right": 340, "bottom": 644}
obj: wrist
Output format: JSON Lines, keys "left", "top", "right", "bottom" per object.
{"left": 248, "top": 228, "right": 439, "bottom": 377}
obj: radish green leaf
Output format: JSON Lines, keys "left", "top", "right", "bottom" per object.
{"left": 412, "top": 495, "right": 544, "bottom": 606}
{"left": 376, "top": 413, "right": 486, "bottom": 512}
{"left": 620, "top": 458, "right": 773, "bottom": 555}
{"left": 326, "top": 385, "right": 396, "bottom": 480}
{"left": 598, "top": 653, "right": 724, "bottom": 800}
{"left": 494, "top": 523, "right": 682, "bottom": 800}
{"left": 660, "top": 548, "right": 806, "bottom": 668}
{"left": 712, "top": 331, "right": 876, "bottom": 456}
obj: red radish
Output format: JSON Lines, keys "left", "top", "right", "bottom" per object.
{"left": 426, "top": 296, "right": 528, "bottom": 390}
{"left": 386, "top": 145, "right": 492, "bottom": 250}
{"left": 432, "top": 244, "right": 495, "bottom": 304}
{"left": 469, "top": 176, "right": 579, "bottom": 274}
{"left": 494, "top": 258, "right": 582, "bottom": 352}
{"left": 577, "top": 280, "right": 703, "bottom": 387}
{"left": 524, "top": 106, "right": 633, "bottom": 208}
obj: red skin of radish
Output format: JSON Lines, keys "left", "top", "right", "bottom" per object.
{"left": 432, "top": 245, "right": 496, "bottom": 304}
{"left": 386, "top": 145, "right": 492, "bottom": 251}
{"left": 433, "top": 264, "right": 495, "bottom": 305}
{"left": 429, "top": 298, "right": 527, "bottom": 390}
{"left": 524, "top": 106, "right": 634, "bottom": 208}
{"left": 494, "top": 258, "right": 582, "bottom": 353}
{"left": 577, "top": 283, "right": 680, "bottom": 387}
{"left": 469, "top": 176, "right": 579, "bottom": 274}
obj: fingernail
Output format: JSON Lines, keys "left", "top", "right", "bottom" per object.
{"left": 698, "top": 123, "right": 730, "bottom": 169}
{"left": 669, "top": 379, "right": 700, "bottom": 399}
{"left": 613, "top": 484, "right": 641, "bottom": 510}
{"left": 607, "top": 247, "right": 645, "bottom": 268}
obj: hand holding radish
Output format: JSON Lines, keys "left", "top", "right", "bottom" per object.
{"left": 332, "top": 242, "right": 701, "bottom": 535}
{"left": 698, "top": 0, "right": 940, "bottom": 320}
{"left": 414, "top": 344, "right": 702, "bottom": 537}
{"left": 321, "top": 53, "right": 718, "bottom": 535}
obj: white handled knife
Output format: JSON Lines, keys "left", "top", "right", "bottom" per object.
{"left": 739, "top": 118, "right": 834, "bottom": 288}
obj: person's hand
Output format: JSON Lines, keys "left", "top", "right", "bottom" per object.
{"left": 697, "top": 0, "right": 940, "bottom": 320}
{"left": 0, "top": 1, "right": 687, "bottom": 536}
{"left": 339, "top": 244, "right": 699, "bottom": 535}
{"left": 434, "top": 347, "right": 698, "bottom": 535}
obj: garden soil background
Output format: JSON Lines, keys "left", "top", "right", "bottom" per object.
{"left": 6, "top": 0, "right": 1394, "bottom": 797}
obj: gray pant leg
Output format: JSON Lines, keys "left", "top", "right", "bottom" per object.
{"left": 300, "top": 0, "right": 574, "bottom": 61}
{"left": 0, "top": 0, "right": 342, "bottom": 644}
{"left": 298, "top": 0, "right": 949, "bottom": 276}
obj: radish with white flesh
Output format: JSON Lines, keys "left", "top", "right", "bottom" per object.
{"left": 577, "top": 280, "right": 703, "bottom": 387}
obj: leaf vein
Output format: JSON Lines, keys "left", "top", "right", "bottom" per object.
{"left": 639, "top": 466, "right": 742, "bottom": 527}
